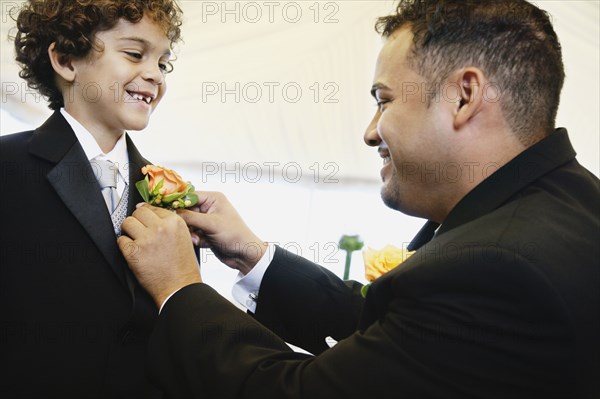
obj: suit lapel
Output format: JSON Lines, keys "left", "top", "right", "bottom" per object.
{"left": 118, "top": 135, "right": 150, "bottom": 296}
{"left": 29, "top": 112, "right": 130, "bottom": 289}
{"left": 49, "top": 146, "right": 130, "bottom": 287}
{"left": 125, "top": 135, "right": 149, "bottom": 215}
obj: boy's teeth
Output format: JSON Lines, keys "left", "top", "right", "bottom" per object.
{"left": 132, "top": 93, "right": 151, "bottom": 104}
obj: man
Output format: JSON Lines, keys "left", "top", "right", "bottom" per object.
{"left": 119, "top": 0, "right": 599, "bottom": 397}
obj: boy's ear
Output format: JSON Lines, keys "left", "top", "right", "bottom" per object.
{"left": 452, "top": 67, "right": 486, "bottom": 130}
{"left": 48, "top": 42, "right": 76, "bottom": 82}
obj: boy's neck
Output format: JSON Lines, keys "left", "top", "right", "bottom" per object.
{"left": 94, "top": 133, "right": 123, "bottom": 154}
{"left": 62, "top": 108, "right": 124, "bottom": 154}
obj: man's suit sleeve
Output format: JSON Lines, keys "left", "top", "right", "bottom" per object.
{"left": 150, "top": 282, "right": 418, "bottom": 399}
{"left": 252, "top": 246, "right": 365, "bottom": 354}
{"left": 148, "top": 245, "right": 573, "bottom": 399}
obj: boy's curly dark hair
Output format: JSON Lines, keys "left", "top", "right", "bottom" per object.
{"left": 12, "top": 0, "right": 183, "bottom": 110}
{"left": 375, "top": 0, "right": 564, "bottom": 145}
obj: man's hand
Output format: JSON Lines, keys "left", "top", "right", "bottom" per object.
{"left": 117, "top": 205, "right": 201, "bottom": 308}
{"left": 177, "top": 191, "right": 268, "bottom": 275}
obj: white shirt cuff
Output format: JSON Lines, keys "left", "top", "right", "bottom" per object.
{"left": 158, "top": 287, "right": 183, "bottom": 314}
{"left": 231, "top": 243, "right": 276, "bottom": 313}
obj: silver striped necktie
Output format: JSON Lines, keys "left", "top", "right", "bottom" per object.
{"left": 90, "top": 159, "right": 128, "bottom": 235}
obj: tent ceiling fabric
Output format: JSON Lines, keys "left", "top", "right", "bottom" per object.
{"left": 1, "top": 1, "right": 598, "bottom": 181}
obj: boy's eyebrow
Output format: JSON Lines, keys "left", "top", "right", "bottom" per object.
{"left": 371, "top": 82, "right": 390, "bottom": 99}
{"left": 119, "top": 36, "right": 172, "bottom": 56}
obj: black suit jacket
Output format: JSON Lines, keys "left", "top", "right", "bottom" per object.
{"left": 0, "top": 112, "right": 160, "bottom": 398}
{"left": 149, "top": 129, "right": 598, "bottom": 398}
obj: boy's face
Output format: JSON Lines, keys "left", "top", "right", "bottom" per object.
{"left": 65, "top": 16, "right": 172, "bottom": 137}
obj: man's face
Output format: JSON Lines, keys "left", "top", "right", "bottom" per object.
{"left": 365, "top": 27, "right": 455, "bottom": 221}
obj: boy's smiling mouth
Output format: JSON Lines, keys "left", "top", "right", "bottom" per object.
{"left": 126, "top": 90, "right": 155, "bottom": 104}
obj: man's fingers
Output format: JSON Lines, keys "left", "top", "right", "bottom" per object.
{"left": 131, "top": 204, "right": 175, "bottom": 228}
{"left": 190, "top": 230, "right": 212, "bottom": 248}
{"left": 194, "top": 191, "right": 215, "bottom": 207}
{"left": 177, "top": 209, "right": 214, "bottom": 231}
{"left": 121, "top": 215, "right": 148, "bottom": 239}
{"left": 117, "top": 235, "right": 139, "bottom": 264}
{"left": 146, "top": 204, "right": 179, "bottom": 219}
{"left": 194, "top": 191, "right": 228, "bottom": 213}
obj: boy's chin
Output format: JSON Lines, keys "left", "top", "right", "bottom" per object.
{"left": 125, "top": 119, "right": 151, "bottom": 132}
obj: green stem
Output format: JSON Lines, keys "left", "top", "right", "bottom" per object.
{"left": 343, "top": 251, "right": 352, "bottom": 280}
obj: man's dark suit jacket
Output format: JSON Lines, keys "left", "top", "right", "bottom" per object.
{"left": 0, "top": 112, "right": 160, "bottom": 398}
{"left": 155, "top": 129, "right": 596, "bottom": 398}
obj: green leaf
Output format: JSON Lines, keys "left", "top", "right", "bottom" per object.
{"left": 152, "top": 178, "right": 164, "bottom": 196}
{"left": 185, "top": 192, "right": 199, "bottom": 207}
{"left": 135, "top": 178, "right": 150, "bottom": 203}
{"left": 162, "top": 191, "right": 185, "bottom": 203}
{"left": 360, "top": 284, "right": 370, "bottom": 298}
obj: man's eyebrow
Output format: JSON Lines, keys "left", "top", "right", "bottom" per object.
{"left": 371, "top": 83, "right": 390, "bottom": 99}
{"left": 119, "top": 36, "right": 172, "bottom": 56}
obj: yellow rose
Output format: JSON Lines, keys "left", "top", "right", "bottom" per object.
{"left": 142, "top": 165, "right": 188, "bottom": 196}
{"left": 363, "top": 245, "right": 414, "bottom": 282}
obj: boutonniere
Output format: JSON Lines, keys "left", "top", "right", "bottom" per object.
{"left": 361, "top": 245, "right": 415, "bottom": 297}
{"left": 136, "top": 165, "right": 198, "bottom": 209}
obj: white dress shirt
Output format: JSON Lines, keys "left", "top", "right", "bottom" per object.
{"left": 60, "top": 108, "right": 129, "bottom": 200}
{"left": 231, "top": 243, "right": 276, "bottom": 313}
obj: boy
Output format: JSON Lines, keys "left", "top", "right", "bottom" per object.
{"left": 0, "top": 0, "right": 182, "bottom": 397}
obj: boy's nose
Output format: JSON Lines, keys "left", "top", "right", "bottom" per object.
{"left": 142, "top": 63, "right": 165, "bottom": 85}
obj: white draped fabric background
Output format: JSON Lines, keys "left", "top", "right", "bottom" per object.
{"left": 1, "top": 1, "right": 598, "bottom": 300}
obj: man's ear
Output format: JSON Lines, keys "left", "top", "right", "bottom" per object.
{"left": 48, "top": 42, "right": 76, "bottom": 82}
{"left": 452, "top": 68, "right": 486, "bottom": 130}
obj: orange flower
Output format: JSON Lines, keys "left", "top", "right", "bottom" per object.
{"left": 142, "top": 165, "right": 188, "bottom": 196}
{"left": 363, "top": 245, "right": 414, "bottom": 282}
{"left": 136, "top": 165, "right": 198, "bottom": 209}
